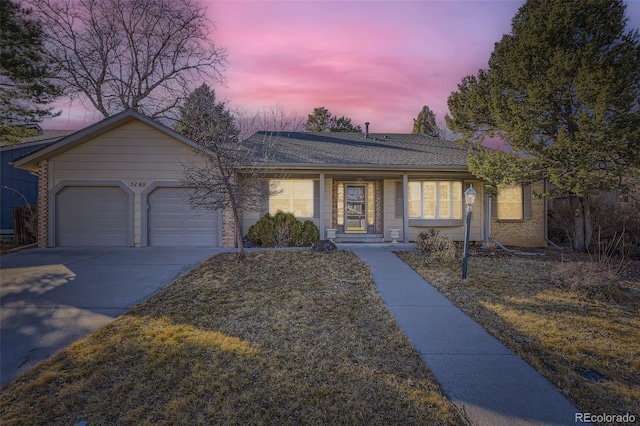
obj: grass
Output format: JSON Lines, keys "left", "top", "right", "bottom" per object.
{"left": 396, "top": 250, "right": 640, "bottom": 420}
{"left": 0, "top": 251, "right": 465, "bottom": 425}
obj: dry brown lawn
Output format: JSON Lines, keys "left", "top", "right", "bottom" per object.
{"left": 396, "top": 250, "right": 640, "bottom": 421}
{"left": 0, "top": 251, "right": 465, "bottom": 425}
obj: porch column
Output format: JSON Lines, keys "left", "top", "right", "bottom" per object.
{"left": 402, "top": 174, "right": 409, "bottom": 243}
{"left": 319, "top": 173, "right": 325, "bottom": 239}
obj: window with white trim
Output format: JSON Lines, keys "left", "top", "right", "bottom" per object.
{"left": 407, "top": 181, "right": 463, "bottom": 219}
{"left": 269, "top": 179, "right": 314, "bottom": 217}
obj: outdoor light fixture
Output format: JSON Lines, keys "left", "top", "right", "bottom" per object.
{"left": 464, "top": 185, "right": 477, "bottom": 209}
{"left": 462, "top": 184, "right": 477, "bottom": 279}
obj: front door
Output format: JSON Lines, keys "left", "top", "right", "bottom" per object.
{"left": 345, "top": 184, "right": 366, "bottom": 232}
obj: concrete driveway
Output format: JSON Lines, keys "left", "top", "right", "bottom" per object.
{"left": 0, "top": 247, "right": 228, "bottom": 386}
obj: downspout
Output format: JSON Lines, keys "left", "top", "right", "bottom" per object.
{"left": 485, "top": 189, "right": 509, "bottom": 252}
{"left": 483, "top": 191, "right": 490, "bottom": 248}
{"left": 492, "top": 238, "right": 510, "bottom": 252}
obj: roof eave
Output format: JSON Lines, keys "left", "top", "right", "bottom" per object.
{"left": 238, "top": 163, "right": 469, "bottom": 172}
{"left": 0, "top": 137, "right": 62, "bottom": 153}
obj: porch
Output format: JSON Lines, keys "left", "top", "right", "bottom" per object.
{"left": 242, "top": 171, "right": 484, "bottom": 245}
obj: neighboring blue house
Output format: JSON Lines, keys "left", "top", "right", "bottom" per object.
{"left": 0, "top": 130, "right": 74, "bottom": 238}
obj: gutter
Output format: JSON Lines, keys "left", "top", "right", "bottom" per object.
{"left": 237, "top": 163, "right": 470, "bottom": 172}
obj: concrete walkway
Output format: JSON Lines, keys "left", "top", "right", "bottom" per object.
{"left": 344, "top": 245, "right": 583, "bottom": 426}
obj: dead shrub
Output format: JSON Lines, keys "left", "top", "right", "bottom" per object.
{"left": 553, "top": 232, "right": 633, "bottom": 301}
{"left": 589, "top": 232, "right": 632, "bottom": 273}
{"left": 415, "top": 229, "right": 458, "bottom": 264}
{"left": 552, "top": 262, "right": 621, "bottom": 301}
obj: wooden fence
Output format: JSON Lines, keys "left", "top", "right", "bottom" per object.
{"left": 11, "top": 205, "right": 37, "bottom": 246}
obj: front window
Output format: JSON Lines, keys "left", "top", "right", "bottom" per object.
{"left": 496, "top": 185, "right": 523, "bottom": 220}
{"left": 269, "top": 179, "right": 314, "bottom": 217}
{"left": 407, "top": 181, "right": 462, "bottom": 219}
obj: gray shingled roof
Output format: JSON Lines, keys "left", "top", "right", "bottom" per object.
{"left": 20, "top": 129, "right": 76, "bottom": 143}
{"left": 0, "top": 129, "right": 76, "bottom": 148}
{"left": 241, "top": 131, "right": 468, "bottom": 168}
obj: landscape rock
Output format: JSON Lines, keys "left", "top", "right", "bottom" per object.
{"left": 310, "top": 240, "right": 337, "bottom": 253}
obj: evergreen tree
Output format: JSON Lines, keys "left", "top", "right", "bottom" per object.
{"left": 304, "top": 107, "right": 333, "bottom": 132}
{"left": 0, "top": 0, "right": 60, "bottom": 144}
{"left": 446, "top": 0, "right": 640, "bottom": 251}
{"left": 175, "top": 83, "right": 236, "bottom": 143}
{"left": 176, "top": 83, "right": 267, "bottom": 256}
{"left": 331, "top": 116, "right": 362, "bottom": 133}
{"left": 304, "top": 107, "right": 361, "bottom": 132}
{"left": 412, "top": 105, "right": 439, "bottom": 137}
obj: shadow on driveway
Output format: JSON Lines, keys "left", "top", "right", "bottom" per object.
{"left": 0, "top": 247, "right": 228, "bottom": 386}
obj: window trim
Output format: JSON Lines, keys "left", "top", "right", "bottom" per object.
{"left": 395, "top": 181, "right": 404, "bottom": 218}
{"left": 269, "top": 179, "right": 319, "bottom": 218}
{"left": 407, "top": 180, "right": 463, "bottom": 220}
{"left": 491, "top": 184, "right": 532, "bottom": 221}
{"left": 408, "top": 218, "right": 463, "bottom": 227}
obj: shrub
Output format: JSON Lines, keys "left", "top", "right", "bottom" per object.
{"left": 589, "top": 231, "right": 633, "bottom": 272}
{"left": 273, "top": 211, "right": 302, "bottom": 247}
{"left": 552, "top": 262, "right": 621, "bottom": 301}
{"left": 246, "top": 214, "right": 277, "bottom": 247}
{"left": 246, "top": 212, "right": 319, "bottom": 248}
{"left": 414, "top": 229, "right": 458, "bottom": 264}
{"left": 300, "top": 220, "right": 320, "bottom": 246}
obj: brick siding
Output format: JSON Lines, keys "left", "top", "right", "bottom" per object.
{"left": 491, "top": 180, "right": 547, "bottom": 247}
{"left": 222, "top": 206, "right": 236, "bottom": 247}
{"left": 37, "top": 160, "right": 48, "bottom": 248}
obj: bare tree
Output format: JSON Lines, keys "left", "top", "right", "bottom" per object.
{"left": 175, "top": 84, "right": 282, "bottom": 256}
{"left": 29, "top": 0, "right": 226, "bottom": 119}
{"left": 434, "top": 120, "right": 457, "bottom": 142}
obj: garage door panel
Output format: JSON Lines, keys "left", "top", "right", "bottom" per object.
{"left": 148, "top": 187, "right": 220, "bottom": 246}
{"left": 56, "top": 186, "right": 129, "bottom": 246}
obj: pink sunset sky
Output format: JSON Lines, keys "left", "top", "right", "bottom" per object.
{"left": 43, "top": 0, "right": 640, "bottom": 134}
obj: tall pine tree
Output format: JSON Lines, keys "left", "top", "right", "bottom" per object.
{"left": 175, "top": 83, "right": 271, "bottom": 256}
{"left": 0, "top": 0, "right": 60, "bottom": 144}
{"left": 174, "top": 83, "right": 236, "bottom": 144}
{"left": 446, "top": 0, "right": 640, "bottom": 251}
{"left": 412, "top": 105, "right": 439, "bottom": 137}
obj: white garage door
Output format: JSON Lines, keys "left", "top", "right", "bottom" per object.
{"left": 56, "top": 186, "right": 129, "bottom": 246}
{"left": 147, "top": 187, "right": 220, "bottom": 246}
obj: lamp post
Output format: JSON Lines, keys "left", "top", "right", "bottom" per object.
{"left": 462, "top": 184, "right": 477, "bottom": 279}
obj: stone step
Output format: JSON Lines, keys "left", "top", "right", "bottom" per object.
{"left": 334, "top": 233, "right": 385, "bottom": 243}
